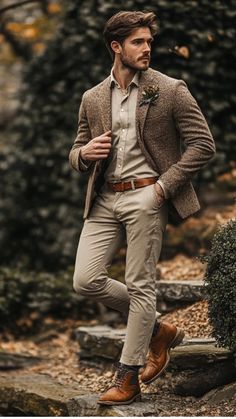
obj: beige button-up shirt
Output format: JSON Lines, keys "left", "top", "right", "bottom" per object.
{"left": 104, "top": 68, "right": 159, "bottom": 182}
{"left": 79, "top": 68, "right": 168, "bottom": 198}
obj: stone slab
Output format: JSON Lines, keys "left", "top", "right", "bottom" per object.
{"left": 201, "top": 381, "right": 236, "bottom": 405}
{"left": 0, "top": 373, "right": 161, "bottom": 416}
{"left": 68, "top": 394, "right": 161, "bottom": 417}
{"left": 173, "top": 360, "right": 236, "bottom": 397}
{"left": 0, "top": 370, "right": 235, "bottom": 415}
{"left": 169, "top": 343, "right": 234, "bottom": 371}
{"left": 0, "top": 373, "right": 85, "bottom": 416}
{"left": 156, "top": 280, "right": 204, "bottom": 303}
{"left": 77, "top": 326, "right": 125, "bottom": 362}
{"left": 0, "top": 351, "right": 42, "bottom": 370}
{"left": 76, "top": 326, "right": 233, "bottom": 370}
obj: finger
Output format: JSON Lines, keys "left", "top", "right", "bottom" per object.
{"left": 95, "top": 151, "right": 110, "bottom": 157}
{"left": 98, "top": 136, "right": 112, "bottom": 142}
{"left": 92, "top": 142, "right": 110, "bottom": 150}
{"left": 92, "top": 147, "right": 111, "bottom": 155}
{"left": 97, "top": 154, "right": 109, "bottom": 159}
{"left": 95, "top": 149, "right": 110, "bottom": 155}
{"left": 96, "top": 143, "right": 111, "bottom": 149}
{"left": 99, "top": 131, "right": 112, "bottom": 139}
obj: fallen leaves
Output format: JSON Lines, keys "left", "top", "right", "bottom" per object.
{"left": 161, "top": 300, "right": 213, "bottom": 339}
{"left": 159, "top": 253, "right": 206, "bottom": 281}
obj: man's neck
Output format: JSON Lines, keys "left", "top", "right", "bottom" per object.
{"left": 112, "top": 62, "right": 137, "bottom": 90}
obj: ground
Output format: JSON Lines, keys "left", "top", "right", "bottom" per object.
{"left": 0, "top": 299, "right": 235, "bottom": 416}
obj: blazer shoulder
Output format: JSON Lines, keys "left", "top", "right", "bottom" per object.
{"left": 82, "top": 75, "right": 110, "bottom": 99}
{"left": 149, "top": 68, "right": 186, "bottom": 89}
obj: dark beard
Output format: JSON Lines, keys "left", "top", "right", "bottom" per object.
{"left": 120, "top": 55, "right": 148, "bottom": 71}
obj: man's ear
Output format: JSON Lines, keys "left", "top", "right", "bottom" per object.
{"left": 111, "top": 40, "right": 122, "bottom": 55}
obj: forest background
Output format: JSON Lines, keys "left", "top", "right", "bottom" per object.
{"left": 0, "top": 0, "right": 235, "bottom": 273}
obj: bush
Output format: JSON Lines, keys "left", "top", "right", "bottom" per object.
{"left": 202, "top": 218, "right": 236, "bottom": 351}
{"left": 0, "top": 266, "right": 101, "bottom": 333}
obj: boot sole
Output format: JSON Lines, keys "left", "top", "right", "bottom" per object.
{"left": 97, "top": 392, "right": 142, "bottom": 406}
{"left": 142, "top": 327, "right": 185, "bottom": 385}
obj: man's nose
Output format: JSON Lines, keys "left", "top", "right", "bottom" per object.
{"left": 143, "top": 42, "right": 151, "bottom": 52}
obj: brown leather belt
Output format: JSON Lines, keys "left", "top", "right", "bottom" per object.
{"left": 107, "top": 176, "right": 159, "bottom": 192}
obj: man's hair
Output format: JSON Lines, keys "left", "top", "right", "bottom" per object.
{"left": 103, "top": 11, "right": 158, "bottom": 59}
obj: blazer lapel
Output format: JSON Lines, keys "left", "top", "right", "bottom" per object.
{"left": 98, "top": 70, "right": 156, "bottom": 139}
{"left": 93, "top": 76, "right": 112, "bottom": 173}
{"left": 98, "top": 76, "right": 112, "bottom": 132}
{"left": 136, "top": 69, "right": 157, "bottom": 141}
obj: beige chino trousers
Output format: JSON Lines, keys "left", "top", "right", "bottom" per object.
{"left": 73, "top": 181, "right": 168, "bottom": 365}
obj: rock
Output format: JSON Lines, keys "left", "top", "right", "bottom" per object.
{"left": 156, "top": 280, "right": 205, "bottom": 312}
{"left": 173, "top": 360, "right": 236, "bottom": 397}
{"left": 75, "top": 326, "right": 231, "bottom": 368}
{"left": 176, "top": 337, "right": 216, "bottom": 345}
{"left": 75, "top": 326, "right": 236, "bottom": 398}
{"left": 0, "top": 351, "right": 42, "bottom": 370}
{"left": 68, "top": 393, "right": 161, "bottom": 417}
{"left": 169, "top": 343, "right": 234, "bottom": 371}
{"left": 75, "top": 325, "right": 236, "bottom": 399}
{"left": 156, "top": 280, "right": 204, "bottom": 303}
{"left": 0, "top": 373, "right": 85, "bottom": 416}
{"left": 76, "top": 326, "right": 126, "bottom": 362}
{"left": 31, "top": 330, "right": 61, "bottom": 343}
{"left": 0, "top": 373, "right": 163, "bottom": 416}
{"left": 201, "top": 381, "right": 236, "bottom": 404}
{"left": 0, "top": 370, "right": 235, "bottom": 416}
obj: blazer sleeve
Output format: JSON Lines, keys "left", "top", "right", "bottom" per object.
{"left": 158, "top": 80, "right": 216, "bottom": 198}
{"left": 69, "top": 92, "right": 93, "bottom": 173}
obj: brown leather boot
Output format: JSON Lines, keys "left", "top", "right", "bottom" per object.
{"left": 141, "top": 321, "right": 185, "bottom": 385}
{"left": 97, "top": 363, "right": 141, "bottom": 405}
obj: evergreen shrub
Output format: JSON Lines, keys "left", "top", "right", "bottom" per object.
{"left": 0, "top": 266, "right": 100, "bottom": 333}
{"left": 202, "top": 218, "right": 236, "bottom": 351}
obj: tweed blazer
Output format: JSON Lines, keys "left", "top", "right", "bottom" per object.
{"left": 69, "top": 68, "right": 216, "bottom": 221}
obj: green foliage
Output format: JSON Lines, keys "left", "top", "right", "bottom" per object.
{"left": 0, "top": 266, "right": 100, "bottom": 332}
{"left": 202, "top": 218, "right": 236, "bottom": 351}
{"left": 0, "top": 0, "right": 235, "bottom": 269}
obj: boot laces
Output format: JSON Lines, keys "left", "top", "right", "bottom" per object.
{"left": 110, "top": 363, "right": 129, "bottom": 389}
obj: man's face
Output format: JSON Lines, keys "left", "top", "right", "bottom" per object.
{"left": 117, "top": 27, "right": 153, "bottom": 71}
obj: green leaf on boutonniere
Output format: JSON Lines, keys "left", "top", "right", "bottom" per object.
{"left": 139, "top": 84, "right": 159, "bottom": 106}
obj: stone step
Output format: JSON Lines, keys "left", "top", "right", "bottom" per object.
{"left": 0, "top": 372, "right": 235, "bottom": 416}
{"left": 76, "top": 326, "right": 125, "bottom": 362}
{"left": 170, "top": 343, "right": 234, "bottom": 370}
{"left": 156, "top": 279, "right": 205, "bottom": 312}
{"left": 75, "top": 325, "right": 233, "bottom": 369}
{"left": 201, "top": 381, "right": 236, "bottom": 405}
{"left": 156, "top": 279, "right": 204, "bottom": 310}
{"left": 75, "top": 326, "right": 236, "bottom": 397}
{"left": 157, "top": 280, "right": 204, "bottom": 302}
{"left": 172, "top": 359, "right": 236, "bottom": 397}
{"left": 0, "top": 351, "right": 42, "bottom": 370}
{"left": 0, "top": 373, "right": 84, "bottom": 416}
{"left": 0, "top": 373, "right": 168, "bottom": 416}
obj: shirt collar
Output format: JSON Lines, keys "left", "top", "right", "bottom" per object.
{"left": 110, "top": 67, "right": 140, "bottom": 89}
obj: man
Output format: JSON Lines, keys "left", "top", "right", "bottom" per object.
{"left": 69, "top": 11, "right": 215, "bottom": 405}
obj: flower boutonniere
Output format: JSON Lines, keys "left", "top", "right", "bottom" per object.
{"left": 139, "top": 84, "right": 159, "bottom": 107}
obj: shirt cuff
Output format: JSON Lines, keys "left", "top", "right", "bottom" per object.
{"left": 78, "top": 154, "right": 92, "bottom": 171}
{"left": 156, "top": 180, "right": 169, "bottom": 199}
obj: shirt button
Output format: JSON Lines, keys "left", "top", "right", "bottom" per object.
{"left": 118, "top": 164, "right": 121, "bottom": 167}
{"left": 122, "top": 129, "right": 125, "bottom": 132}
{"left": 121, "top": 109, "right": 124, "bottom": 112}
{"left": 119, "top": 147, "right": 122, "bottom": 151}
